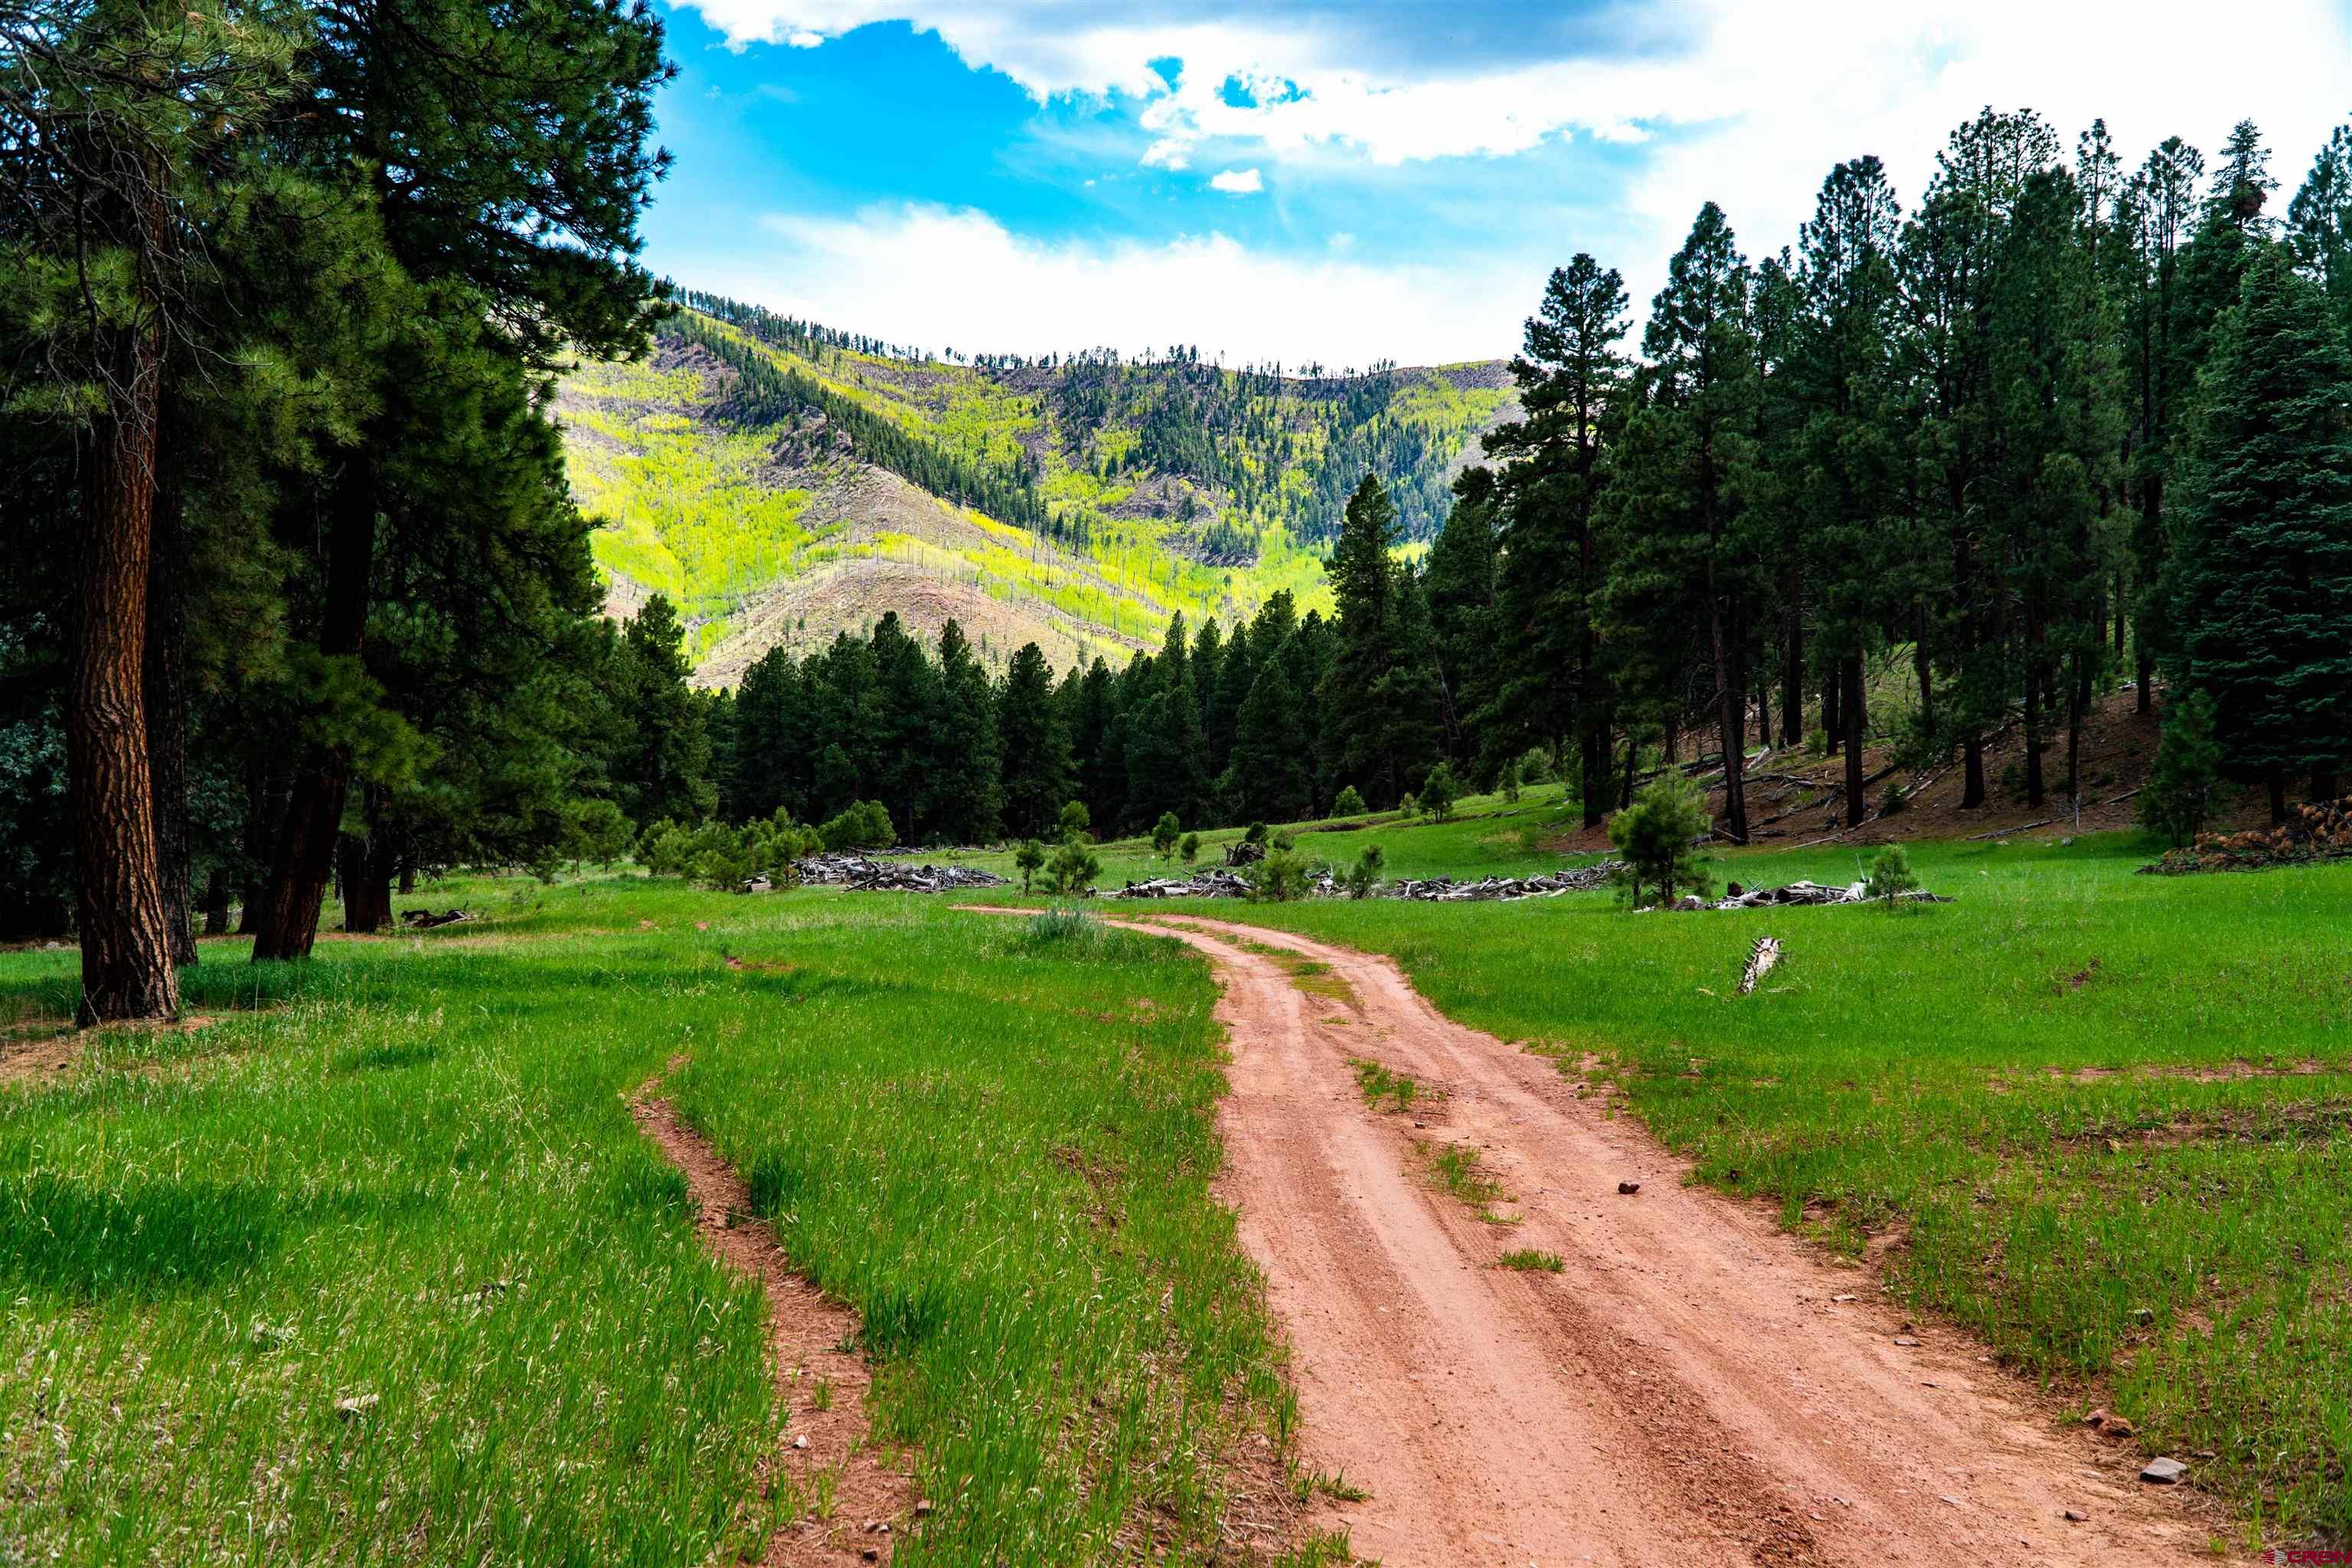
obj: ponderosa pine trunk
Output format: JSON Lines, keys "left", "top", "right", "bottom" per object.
{"left": 1841, "top": 652, "right": 1866, "bottom": 829}
{"left": 1962, "top": 733, "right": 1987, "bottom": 809}
{"left": 1822, "top": 667, "right": 1842, "bottom": 756}
{"left": 145, "top": 489, "right": 195, "bottom": 965}
{"left": 68, "top": 304, "right": 179, "bottom": 1023}
{"left": 250, "top": 462, "right": 375, "bottom": 962}
{"left": 2268, "top": 770, "right": 2288, "bottom": 825}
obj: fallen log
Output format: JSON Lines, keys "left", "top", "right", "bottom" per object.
{"left": 1737, "top": 936, "right": 1782, "bottom": 995}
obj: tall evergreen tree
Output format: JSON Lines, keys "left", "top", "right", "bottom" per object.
{"left": 1422, "top": 468, "right": 1502, "bottom": 772}
{"left": 1484, "top": 254, "right": 1632, "bottom": 825}
{"left": 610, "top": 594, "right": 715, "bottom": 830}
{"left": 1604, "top": 201, "right": 1761, "bottom": 839}
{"left": 998, "top": 642, "right": 1073, "bottom": 838}
{"left": 2164, "top": 246, "right": 2352, "bottom": 816}
{"left": 928, "top": 620, "right": 1001, "bottom": 843}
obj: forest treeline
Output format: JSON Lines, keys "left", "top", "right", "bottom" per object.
{"left": 676, "top": 106, "right": 2352, "bottom": 854}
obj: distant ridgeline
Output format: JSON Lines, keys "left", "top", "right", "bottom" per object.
{"left": 670, "top": 289, "right": 1511, "bottom": 557}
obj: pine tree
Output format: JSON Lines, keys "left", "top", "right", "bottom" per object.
{"left": 611, "top": 595, "right": 716, "bottom": 831}
{"left": 998, "top": 642, "right": 1073, "bottom": 838}
{"left": 2164, "top": 246, "right": 2352, "bottom": 815}
{"left": 2288, "top": 123, "right": 2352, "bottom": 334}
{"left": 1321, "top": 475, "right": 1416, "bottom": 806}
{"left": 1602, "top": 201, "right": 1762, "bottom": 839}
{"left": 1484, "top": 254, "right": 1631, "bottom": 825}
{"left": 928, "top": 620, "right": 1001, "bottom": 844}
{"left": 1423, "top": 469, "right": 1501, "bottom": 773}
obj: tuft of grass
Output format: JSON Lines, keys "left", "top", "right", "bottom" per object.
{"left": 1350, "top": 1057, "right": 1429, "bottom": 1115}
{"left": 1495, "top": 1249, "right": 1565, "bottom": 1273}
{"left": 1423, "top": 1144, "right": 1514, "bottom": 1223}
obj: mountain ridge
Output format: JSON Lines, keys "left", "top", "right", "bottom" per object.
{"left": 558, "top": 294, "right": 1517, "bottom": 682}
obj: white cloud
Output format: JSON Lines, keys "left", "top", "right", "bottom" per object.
{"left": 706, "top": 203, "right": 1533, "bottom": 365}
{"left": 1207, "top": 167, "right": 1263, "bottom": 194}
{"left": 671, "top": 1, "right": 2352, "bottom": 357}
{"left": 680, "top": 0, "right": 2352, "bottom": 222}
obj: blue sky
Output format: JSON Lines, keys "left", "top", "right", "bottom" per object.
{"left": 640, "top": 0, "right": 2352, "bottom": 365}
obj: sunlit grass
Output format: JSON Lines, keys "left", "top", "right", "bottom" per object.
{"left": 0, "top": 878, "right": 1297, "bottom": 1564}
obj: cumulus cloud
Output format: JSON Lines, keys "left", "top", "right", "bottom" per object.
{"left": 1207, "top": 167, "right": 1263, "bottom": 194}
{"left": 678, "top": 0, "right": 2352, "bottom": 214}
{"left": 706, "top": 204, "right": 1533, "bottom": 365}
{"left": 670, "top": 0, "right": 2352, "bottom": 358}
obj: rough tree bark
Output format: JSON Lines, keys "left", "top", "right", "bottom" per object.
{"left": 68, "top": 297, "right": 179, "bottom": 1023}
{"left": 145, "top": 487, "right": 195, "bottom": 965}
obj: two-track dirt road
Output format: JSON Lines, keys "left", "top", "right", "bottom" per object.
{"left": 1059, "top": 910, "right": 2211, "bottom": 1568}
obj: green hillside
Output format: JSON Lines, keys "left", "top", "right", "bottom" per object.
{"left": 557, "top": 294, "right": 1514, "bottom": 679}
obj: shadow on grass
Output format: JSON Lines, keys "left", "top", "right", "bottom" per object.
{"left": 0, "top": 1174, "right": 283, "bottom": 1300}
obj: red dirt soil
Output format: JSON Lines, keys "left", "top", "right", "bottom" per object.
{"left": 631, "top": 1083, "right": 924, "bottom": 1564}
{"left": 1054, "top": 911, "right": 2219, "bottom": 1566}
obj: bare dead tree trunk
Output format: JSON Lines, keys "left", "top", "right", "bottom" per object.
{"left": 68, "top": 303, "right": 179, "bottom": 1023}
{"left": 1841, "top": 652, "right": 1866, "bottom": 829}
{"left": 250, "top": 462, "right": 374, "bottom": 962}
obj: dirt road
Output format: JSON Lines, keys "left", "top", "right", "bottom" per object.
{"left": 1102, "top": 913, "right": 2210, "bottom": 1568}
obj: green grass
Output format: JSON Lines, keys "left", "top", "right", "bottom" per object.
{"left": 1423, "top": 1144, "right": 1513, "bottom": 1222}
{"left": 1494, "top": 1250, "right": 1565, "bottom": 1273}
{"left": 1350, "top": 1058, "right": 1431, "bottom": 1114}
{"left": 0, "top": 878, "right": 1300, "bottom": 1565}
{"left": 1112, "top": 828, "right": 2352, "bottom": 1544}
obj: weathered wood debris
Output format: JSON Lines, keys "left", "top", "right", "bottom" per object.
{"left": 1222, "top": 839, "right": 1268, "bottom": 867}
{"left": 791, "top": 855, "right": 1009, "bottom": 892}
{"left": 399, "top": 908, "right": 470, "bottom": 929}
{"left": 1709, "top": 880, "right": 1950, "bottom": 910}
{"left": 1382, "top": 861, "right": 1623, "bottom": 901}
{"left": 1736, "top": 936, "right": 1782, "bottom": 995}
{"left": 1109, "top": 869, "right": 1256, "bottom": 899}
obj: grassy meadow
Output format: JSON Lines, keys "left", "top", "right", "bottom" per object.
{"left": 981, "top": 825, "right": 2352, "bottom": 1544}
{"left": 0, "top": 885, "right": 1334, "bottom": 1566}
{"left": 8, "top": 802, "right": 2351, "bottom": 1555}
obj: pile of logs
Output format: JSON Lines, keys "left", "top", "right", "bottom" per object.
{"left": 1109, "top": 870, "right": 1256, "bottom": 899}
{"left": 1708, "top": 880, "right": 1950, "bottom": 909}
{"left": 791, "top": 855, "right": 1009, "bottom": 892}
{"left": 1382, "top": 862, "right": 1623, "bottom": 902}
{"left": 399, "top": 908, "right": 470, "bottom": 929}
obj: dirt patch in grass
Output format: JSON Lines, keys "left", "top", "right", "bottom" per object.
{"left": 632, "top": 1079, "right": 926, "bottom": 1563}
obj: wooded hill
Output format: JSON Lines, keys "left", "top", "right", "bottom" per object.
{"left": 558, "top": 296, "right": 1514, "bottom": 678}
